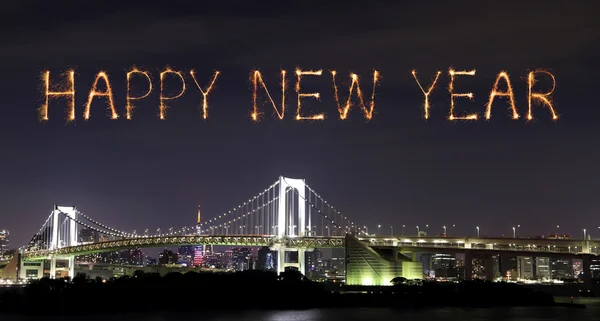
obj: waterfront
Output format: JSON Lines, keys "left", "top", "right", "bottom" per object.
{"left": 2, "top": 304, "right": 599, "bottom": 321}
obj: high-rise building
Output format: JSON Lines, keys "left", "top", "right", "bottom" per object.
{"left": 158, "top": 249, "right": 178, "bottom": 265}
{"left": 432, "top": 253, "right": 457, "bottom": 279}
{"left": 231, "top": 248, "right": 252, "bottom": 271}
{"left": 419, "top": 253, "right": 433, "bottom": 277}
{"left": 193, "top": 206, "right": 204, "bottom": 267}
{"left": 306, "top": 248, "right": 322, "bottom": 272}
{"left": 590, "top": 257, "right": 600, "bottom": 278}
{"left": 0, "top": 230, "right": 9, "bottom": 256}
{"left": 517, "top": 256, "right": 533, "bottom": 280}
{"left": 178, "top": 246, "right": 194, "bottom": 266}
{"left": 257, "top": 246, "right": 276, "bottom": 270}
{"left": 119, "top": 248, "right": 145, "bottom": 266}
{"left": 551, "top": 258, "right": 572, "bottom": 280}
{"left": 472, "top": 258, "right": 486, "bottom": 279}
{"left": 500, "top": 255, "right": 517, "bottom": 280}
{"left": 535, "top": 257, "right": 551, "bottom": 280}
{"left": 573, "top": 259, "right": 583, "bottom": 279}
{"left": 492, "top": 255, "right": 501, "bottom": 280}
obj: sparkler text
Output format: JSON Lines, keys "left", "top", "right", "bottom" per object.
{"left": 38, "top": 68, "right": 557, "bottom": 122}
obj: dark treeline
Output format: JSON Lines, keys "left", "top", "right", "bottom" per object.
{"left": 0, "top": 270, "right": 557, "bottom": 315}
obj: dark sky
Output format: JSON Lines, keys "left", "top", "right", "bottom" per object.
{"left": 1, "top": 0, "right": 599, "bottom": 247}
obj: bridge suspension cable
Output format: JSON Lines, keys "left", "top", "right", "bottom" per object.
{"left": 305, "top": 183, "right": 369, "bottom": 236}
{"left": 24, "top": 177, "right": 371, "bottom": 254}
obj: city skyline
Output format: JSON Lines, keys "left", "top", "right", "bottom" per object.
{"left": 1, "top": 1, "right": 600, "bottom": 249}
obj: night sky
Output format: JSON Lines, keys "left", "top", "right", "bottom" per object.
{"left": 1, "top": 1, "right": 599, "bottom": 247}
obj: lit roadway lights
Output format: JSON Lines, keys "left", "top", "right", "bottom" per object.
{"left": 39, "top": 68, "right": 557, "bottom": 122}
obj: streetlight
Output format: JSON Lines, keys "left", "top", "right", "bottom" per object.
{"left": 378, "top": 225, "right": 381, "bottom": 235}
{"left": 364, "top": 226, "right": 368, "bottom": 235}
{"left": 583, "top": 228, "right": 587, "bottom": 240}
{"left": 390, "top": 226, "right": 394, "bottom": 237}
{"left": 452, "top": 224, "right": 456, "bottom": 235}
{"left": 512, "top": 226, "right": 516, "bottom": 238}
{"left": 476, "top": 226, "right": 480, "bottom": 237}
{"left": 425, "top": 224, "right": 429, "bottom": 234}
{"left": 443, "top": 225, "right": 447, "bottom": 236}
{"left": 402, "top": 225, "right": 405, "bottom": 236}
{"left": 416, "top": 226, "right": 420, "bottom": 235}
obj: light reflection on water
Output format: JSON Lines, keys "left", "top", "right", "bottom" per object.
{"left": 3, "top": 305, "right": 599, "bottom": 321}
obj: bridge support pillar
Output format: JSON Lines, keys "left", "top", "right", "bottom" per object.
{"left": 49, "top": 257, "right": 57, "bottom": 279}
{"left": 68, "top": 256, "right": 75, "bottom": 279}
{"left": 272, "top": 244, "right": 306, "bottom": 276}
{"left": 297, "top": 249, "right": 306, "bottom": 276}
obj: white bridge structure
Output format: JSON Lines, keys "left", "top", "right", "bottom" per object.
{"left": 19, "top": 176, "right": 600, "bottom": 285}
{"left": 22, "top": 177, "right": 359, "bottom": 278}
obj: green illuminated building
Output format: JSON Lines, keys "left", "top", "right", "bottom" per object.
{"left": 345, "top": 234, "right": 422, "bottom": 286}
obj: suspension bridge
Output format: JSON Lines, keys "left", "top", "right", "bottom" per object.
{"left": 18, "top": 176, "right": 600, "bottom": 286}
{"left": 21, "top": 177, "right": 368, "bottom": 278}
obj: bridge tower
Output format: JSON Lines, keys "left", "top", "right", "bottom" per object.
{"left": 50, "top": 205, "right": 78, "bottom": 279}
{"left": 272, "top": 176, "right": 313, "bottom": 276}
{"left": 21, "top": 206, "right": 78, "bottom": 279}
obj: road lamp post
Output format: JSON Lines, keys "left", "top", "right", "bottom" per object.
{"left": 425, "top": 224, "right": 429, "bottom": 235}
{"left": 402, "top": 225, "right": 405, "bottom": 236}
{"left": 476, "top": 226, "right": 480, "bottom": 238}
{"left": 364, "top": 226, "right": 368, "bottom": 235}
{"left": 443, "top": 225, "right": 447, "bottom": 236}
{"left": 378, "top": 225, "right": 381, "bottom": 236}
{"left": 416, "top": 226, "right": 420, "bottom": 235}
{"left": 390, "top": 226, "right": 394, "bottom": 237}
{"left": 512, "top": 226, "right": 516, "bottom": 238}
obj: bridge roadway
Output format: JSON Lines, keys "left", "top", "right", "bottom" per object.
{"left": 22, "top": 234, "right": 600, "bottom": 260}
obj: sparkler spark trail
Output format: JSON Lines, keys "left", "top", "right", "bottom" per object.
{"left": 448, "top": 69, "right": 477, "bottom": 120}
{"left": 251, "top": 70, "right": 286, "bottom": 121}
{"left": 126, "top": 68, "right": 153, "bottom": 120}
{"left": 39, "top": 70, "right": 75, "bottom": 122}
{"left": 189, "top": 70, "right": 220, "bottom": 119}
{"left": 295, "top": 69, "right": 325, "bottom": 121}
{"left": 485, "top": 71, "right": 519, "bottom": 120}
{"left": 159, "top": 68, "right": 186, "bottom": 120}
{"left": 331, "top": 70, "right": 380, "bottom": 120}
{"left": 527, "top": 70, "right": 558, "bottom": 121}
{"left": 411, "top": 70, "right": 440, "bottom": 120}
{"left": 83, "top": 71, "right": 118, "bottom": 120}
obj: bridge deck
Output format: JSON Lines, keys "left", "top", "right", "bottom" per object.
{"left": 22, "top": 235, "right": 600, "bottom": 260}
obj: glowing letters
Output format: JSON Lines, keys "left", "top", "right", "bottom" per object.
{"left": 295, "top": 69, "right": 324, "bottom": 121}
{"left": 528, "top": 70, "right": 558, "bottom": 121}
{"left": 126, "top": 68, "right": 152, "bottom": 120}
{"left": 332, "top": 70, "right": 379, "bottom": 120}
{"left": 251, "top": 70, "right": 286, "bottom": 121}
{"left": 448, "top": 69, "right": 477, "bottom": 120}
{"left": 159, "top": 68, "right": 186, "bottom": 120}
{"left": 485, "top": 71, "right": 518, "bottom": 120}
{"left": 39, "top": 70, "right": 76, "bottom": 122}
{"left": 37, "top": 67, "right": 558, "bottom": 122}
{"left": 411, "top": 70, "right": 440, "bottom": 120}
{"left": 83, "top": 71, "right": 118, "bottom": 120}
{"left": 189, "top": 70, "right": 220, "bottom": 120}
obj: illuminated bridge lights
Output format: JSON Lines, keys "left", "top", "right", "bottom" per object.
{"left": 21, "top": 235, "right": 600, "bottom": 261}
{"left": 21, "top": 235, "right": 347, "bottom": 260}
